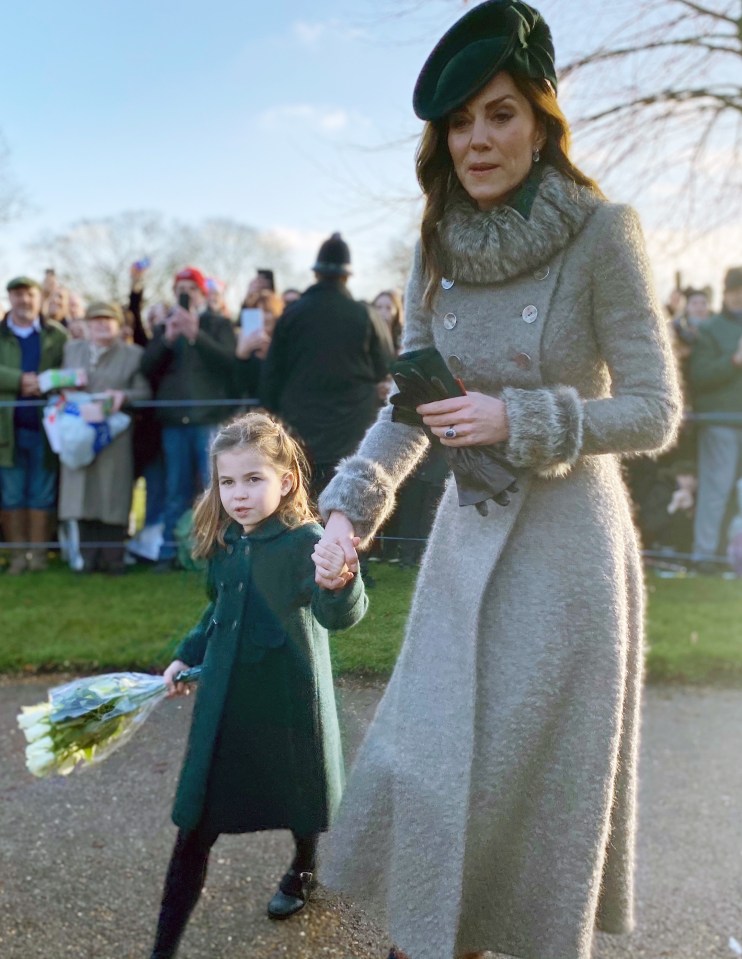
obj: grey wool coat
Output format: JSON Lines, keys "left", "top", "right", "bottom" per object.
{"left": 172, "top": 518, "right": 368, "bottom": 836}
{"left": 318, "top": 167, "right": 682, "bottom": 959}
{"left": 58, "top": 339, "right": 150, "bottom": 527}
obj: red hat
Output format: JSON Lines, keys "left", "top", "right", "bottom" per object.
{"left": 174, "top": 267, "right": 207, "bottom": 295}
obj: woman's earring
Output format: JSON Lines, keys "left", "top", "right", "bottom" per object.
{"left": 532, "top": 148, "right": 541, "bottom": 163}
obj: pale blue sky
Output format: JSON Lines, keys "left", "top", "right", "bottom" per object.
{"left": 0, "top": 0, "right": 737, "bottom": 303}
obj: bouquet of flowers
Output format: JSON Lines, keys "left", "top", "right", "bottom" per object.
{"left": 17, "top": 668, "right": 201, "bottom": 778}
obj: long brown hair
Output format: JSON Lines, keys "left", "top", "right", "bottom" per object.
{"left": 416, "top": 73, "right": 604, "bottom": 309}
{"left": 373, "top": 289, "right": 405, "bottom": 353}
{"left": 191, "top": 412, "right": 316, "bottom": 559}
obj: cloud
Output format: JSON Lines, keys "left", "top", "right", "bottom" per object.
{"left": 267, "top": 226, "right": 326, "bottom": 256}
{"left": 257, "top": 104, "right": 370, "bottom": 135}
{"left": 291, "top": 19, "right": 367, "bottom": 47}
{"left": 260, "top": 227, "right": 329, "bottom": 287}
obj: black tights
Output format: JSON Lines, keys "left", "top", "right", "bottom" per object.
{"left": 150, "top": 826, "right": 318, "bottom": 959}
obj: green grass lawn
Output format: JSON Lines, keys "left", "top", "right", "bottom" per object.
{"left": 1, "top": 557, "right": 740, "bottom": 685}
{"left": 644, "top": 574, "right": 742, "bottom": 685}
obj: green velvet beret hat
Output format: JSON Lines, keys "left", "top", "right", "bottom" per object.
{"left": 6, "top": 276, "right": 41, "bottom": 292}
{"left": 413, "top": 0, "right": 557, "bottom": 122}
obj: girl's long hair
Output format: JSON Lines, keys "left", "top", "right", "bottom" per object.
{"left": 416, "top": 74, "right": 605, "bottom": 309}
{"left": 373, "top": 289, "right": 405, "bottom": 353}
{"left": 191, "top": 412, "right": 315, "bottom": 559}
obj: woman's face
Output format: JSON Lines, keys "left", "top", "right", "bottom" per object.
{"left": 447, "top": 72, "right": 544, "bottom": 211}
{"left": 86, "top": 317, "right": 119, "bottom": 348}
{"left": 49, "top": 288, "right": 68, "bottom": 317}
{"left": 374, "top": 294, "right": 395, "bottom": 328}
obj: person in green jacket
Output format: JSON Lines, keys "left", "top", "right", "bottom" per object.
{"left": 0, "top": 276, "right": 67, "bottom": 573}
{"left": 689, "top": 266, "right": 742, "bottom": 566}
{"left": 149, "top": 411, "right": 367, "bottom": 959}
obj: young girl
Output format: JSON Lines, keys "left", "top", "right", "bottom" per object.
{"left": 150, "top": 411, "right": 366, "bottom": 959}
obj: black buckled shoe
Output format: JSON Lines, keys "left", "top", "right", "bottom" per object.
{"left": 266, "top": 868, "right": 316, "bottom": 919}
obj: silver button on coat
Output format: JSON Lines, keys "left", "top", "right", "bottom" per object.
{"left": 522, "top": 305, "right": 539, "bottom": 323}
{"left": 441, "top": 277, "right": 455, "bottom": 290}
{"left": 443, "top": 312, "right": 457, "bottom": 330}
{"left": 534, "top": 265, "right": 550, "bottom": 280}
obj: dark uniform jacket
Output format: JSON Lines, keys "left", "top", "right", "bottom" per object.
{"left": 171, "top": 516, "right": 367, "bottom": 835}
{"left": 140, "top": 309, "right": 236, "bottom": 427}
{"left": 261, "top": 281, "right": 392, "bottom": 465}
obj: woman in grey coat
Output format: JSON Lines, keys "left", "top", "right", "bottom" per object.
{"left": 58, "top": 302, "right": 150, "bottom": 572}
{"left": 312, "top": 3, "right": 681, "bottom": 959}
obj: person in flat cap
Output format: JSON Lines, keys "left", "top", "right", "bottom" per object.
{"left": 0, "top": 276, "right": 67, "bottom": 573}
{"left": 261, "top": 233, "right": 393, "bottom": 499}
{"left": 689, "top": 266, "right": 742, "bottom": 569}
{"left": 57, "top": 301, "right": 150, "bottom": 574}
{"left": 313, "top": 3, "right": 682, "bottom": 959}
{"left": 140, "top": 266, "right": 236, "bottom": 569}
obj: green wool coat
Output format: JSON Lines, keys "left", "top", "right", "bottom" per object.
{"left": 171, "top": 516, "right": 367, "bottom": 836}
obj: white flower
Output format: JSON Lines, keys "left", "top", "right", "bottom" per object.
{"left": 21, "top": 719, "right": 51, "bottom": 743}
{"left": 17, "top": 703, "right": 51, "bottom": 729}
{"left": 25, "top": 739, "right": 57, "bottom": 777}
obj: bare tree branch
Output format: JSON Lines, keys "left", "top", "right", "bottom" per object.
{"left": 674, "top": 0, "right": 739, "bottom": 24}
{"left": 561, "top": 36, "right": 740, "bottom": 77}
{"left": 29, "top": 212, "right": 296, "bottom": 311}
{"left": 547, "top": 0, "right": 742, "bottom": 230}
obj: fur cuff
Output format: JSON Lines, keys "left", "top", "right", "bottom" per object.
{"left": 318, "top": 455, "right": 396, "bottom": 546}
{"left": 503, "top": 385, "right": 584, "bottom": 478}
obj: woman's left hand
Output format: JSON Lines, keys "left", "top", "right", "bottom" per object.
{"left": 418, "top": 392, "right": 509, "bottom": 447}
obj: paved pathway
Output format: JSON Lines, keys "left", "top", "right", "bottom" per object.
{"left": 1, "top": 677, "right": 740, "bottom": 958}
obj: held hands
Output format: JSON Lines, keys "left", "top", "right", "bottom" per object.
{"left": 313, "top": 512, "right": 360, "bottom": 590}
{"left": 418, "top": 391, "right": 509, "bottom": 447}
{"left": 163, "top": 660, "right": 191, "bottom": 698}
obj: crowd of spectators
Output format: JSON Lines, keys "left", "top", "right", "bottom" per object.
{"left": 1, "top": 246, "right": 741, "bottom": 577}
{"left": 625, "top": 268, "right": 742, "bottom": 574}
{"left": 0, "top": 234, "right": 445, "bottom": 577}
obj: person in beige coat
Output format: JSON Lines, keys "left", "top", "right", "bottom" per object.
{"left": 58, "top": 302, "right": 150, "bottom": 573}
{"left": 311, "top": 4, "right": 682, "bottom": 959}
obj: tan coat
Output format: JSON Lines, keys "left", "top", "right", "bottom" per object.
{"left": 319, "top": 169, "right": 682, "bottom": 959}
{"left": 58, "top": 339, "right": 150, "bottom": 526}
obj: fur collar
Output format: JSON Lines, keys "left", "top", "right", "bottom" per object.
{"left": 438, "top": 166, "right": 602, "bottom": 285}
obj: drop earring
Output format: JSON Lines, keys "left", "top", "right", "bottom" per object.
{"left": 532, "top": 148, "right": 541, "bottom": 163}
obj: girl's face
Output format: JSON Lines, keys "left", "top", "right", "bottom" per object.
{"left": 447, "top": 71, "right": 544, "bottom": 211}
{"left": 216, "top": 447, "right": 293, "bottom": 534}
{"left": 373, "top": 294, "right": 395, "bottom": 328}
